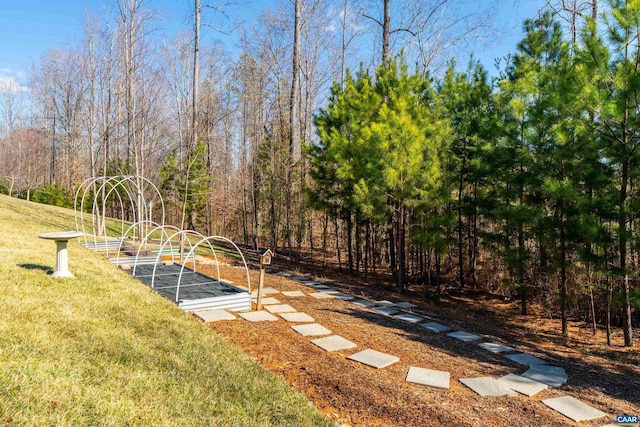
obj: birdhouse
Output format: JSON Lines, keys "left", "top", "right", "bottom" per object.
{"left": 260, "top": 249, "right": 273, "bottom": 266}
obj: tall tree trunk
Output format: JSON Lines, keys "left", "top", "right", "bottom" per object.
{"left": 382, "top": 0, "right": 390, "bottom": 63}
{"left": 620, "top": 156, "right": 633, "bottom": 346}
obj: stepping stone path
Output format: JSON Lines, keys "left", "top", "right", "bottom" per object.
{"left": 280, "top": 312, "right": 314, "bottom": 323}
{"left": 459, "top": 377, "right": 517, "bottom": 397}
{"left": 542, "top": 396, "right": 607, "bottom": 422}
{"left": 406, "top": 367, "right": 450, "bottom": 389}
{"left": 478, "top": 342, "right": 515, "bottom": 353}
{"left": 265, "top": 304, "right": 297, "bottom": 314}
{"left": 239, "top": 311, "right": 279, "bottom": 322}
{"left": 505, "top": 353, "right": 548, "bottom": 366}
{"left": 353, "top": 299, "right": 375, "bottom": 308}
{"left": 393, "top": 313, "right": 423, "bottom": 323}
{"left": 281, "top": 290, "right": 305, "bottom": 297}
{"left": 421, "top": 322, "right": 451, "bottom": 332}
{"left": 348, "top": 349, "right": 399, "bottom": 369}
{"left": 448, "top": 331, "right": 482, "bottom": 342}
{"left": 291, "top": 323, "right": 332, "bottom": 336}
{"left": 309, "top": 292, "right": 336, "bottom": 299}
{"left": 371, "top": 306, "right": 399, "bottom": 316}
{"left": 522, "top": 365, "right": 568, "bottom": 388}
{"left": 497, "top": 373, "right": 547, "bottom": 397}
{"left": 193, "top": 309, "right": 236, "bottom": 322}
{"left": 252, "top": 297, "right": 280, "bottom": 305}
{"left": 311, "top": 335, "right": 357, "bottom": 352}
{"left": 230, "top": 273, "right": 606, "bottom": 425}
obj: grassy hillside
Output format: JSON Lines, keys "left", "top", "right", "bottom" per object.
{"left": 0, "top": 195, "right": 332, "bottom": 426}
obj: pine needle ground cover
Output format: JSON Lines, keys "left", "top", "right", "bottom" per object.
{"left": 0, "top": 194, "right": 331, "bottom": 426}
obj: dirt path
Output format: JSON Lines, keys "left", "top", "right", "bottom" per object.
{"left": 204, "top": 267, "right": 640, "bottom": 427}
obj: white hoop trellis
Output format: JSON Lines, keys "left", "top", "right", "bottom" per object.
{"left": 130, "top": 224, "right": 183, "bottom": 277}
{"left": 175, "top": 236, "right": 252, "bottom": 303}
{"left": 74, "top": 175, "right": 166, "bottom": 257}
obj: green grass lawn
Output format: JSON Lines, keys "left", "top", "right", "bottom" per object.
{"left": 0, "top": 194, "right": 332, "bottom": 426}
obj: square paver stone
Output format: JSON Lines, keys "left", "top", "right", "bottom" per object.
{"left": 421, "top": 322, "right": 451, "bottom": 333}
{"left": 275, "top": 272, "right": 292, "bottom": 277}
{"left": 264, "top": 304, "right": 297, "bottom": 314}
{"left": 497, "top": 373, "right": 548, "bottom": 397}
{"left": 311, "top": 335, "right": 357, "bottom": 352}
{"left": 311, "top": 284, "right": 334, "bottom": 291}
{"left": 521, "top": 365, "right": 568, "bottom": 388}
{"left": 406, "top": 366, "right": 450, "bottom": 389}
{"left": 291, "top": 276, "right": 311, "bottom": 281}
{"left": 393, "top": 313, "right": 424, "bottom": 323}
{"left": 353, "top": 299, "right": 375, "bottom": 308}
{"left": 347, "top": 349, "right": 399, "bottom": 369}
{"left": 505, "top": 353, "right": 548, "bottom": 366}
{"left": 291, "top": 323, "right": 331, "bottom": 336}
{"left": 478, "top": 342, "right": 515, "bottom": 353}
{"left": 371, "top": 306, "right": 400, "bottom": 316}
{"left": 193, "top": 309, "right": 236, "bottom": 322}
{"left": 542, "top": 396, "right": 607, "bottom": 422}
{"left": 373, "top": 300, "right": 397, "bottom": 307}
{"left": 394, "top": 302, "right": 417, "bottom": 309}
{"left": 239, "top": 311, "right": 279, "bottom": 322}
{"left": 252, "top": 297, "right": 280, "bottom": 305}
{"left": 333, "top": 293, "right": 355, "bottom": 301}
{"left": 280, "top": 312, "right": 315, "bottom": 322}
{"left": 448, "top": 331, "right": 482, "bottom": 342}
{"left": 459, "top": 377, "right": 517, "bottom": 397}
{"left": 251, "top": 287, "right": 280, "bottom": 297}
{"left": 309, "top": 292, "right": 336, "bottom": 299}
{"left": 303, "top": 281, "right": 323, "bottom": 286}
{"left": 281, "top": 290, "right": 306, "bottom": 297}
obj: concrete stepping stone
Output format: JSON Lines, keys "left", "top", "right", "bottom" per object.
{"left": 281, "top": 290, "right": 306, "bottom": 297}
{"left": 311, "top": 335, "right": 357, "bottom": 352}
{"left": 275, "top": 272, "right": 292, "bottom": 277}
{"left": 309, "top": 292, "right": 336, "bottom": 299}
{"left": 311, "top": 285, "right": 336, "bottom": 292}
{"left": 505, "top": 353, "right": 548, "bottom": 366}
{"left": 291, "top": 276, "right": 311, "bottom": 281}
{"left": 497, "top": 373, "right": 548, "bottom": 397}
{"left": 393, "top": 313, "right": 424, "bottom": 323}
{"left": 239, "top": 311, "right": 279, "bottom": 322}
{"left": 371, "top": 306, "right": 400, "bottom": 316}
{"left": 252, "top": 297, "right": 280, "bottom": 305}
{"left": 478, "top": 342, "right": 515, "bottom": 353}
{"left": 459, "top": 377, "right": 517, "bottom": 397}
{"left": 522, "top": 365, "right": 568, "bottom": 388}
{"left": 264, "top": 304, "right": 297, "bottom": 314}
{"left": 303, "top": 281, "right": 323, "bottom": 286}
{"left": 291, "top": 323, "right": 331, "bottom": 336}
{"left": 347, "top": 349, "right": 399, "bottom": 369}
{"left": 542, "top": 396, "right": 607, "bottom": 422}
{"left": 353, "top": 299, "right": 375, "bottom": 307}
{"left": 406, "top": 367, "right": 450, "bottom": 389}
{"left": 421, "top": 322, "right": 451, "bottom": 333}
{"left": 394, "top": 302, "right": 417, "bottom": 309}
{"left": 193, "top": 309, "right": 236, "bottom": 322}
{"left": 447, "top": 331, "right": 482, "bottom": 342}
{"left": 373, "top": 300, "right": 397, "bottom": 306}
{"left": 280, "top": 312, "right": 315, "bottom": 323}
{"left": 333, "top": 293, "right": 355, "bottom": 301}
{"left": 250, "top": 287, "right": 280, "bottom": 297}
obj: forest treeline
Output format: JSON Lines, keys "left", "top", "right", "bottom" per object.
{"left": 0, "top": 0, "right": 638, "bottom": 346}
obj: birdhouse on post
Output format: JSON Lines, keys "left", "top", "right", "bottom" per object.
{"left": 256, "top": 249, "right": 274, "bottom": 311}
{"left": 260, "top": 249, "right": 273, "bottom": 267}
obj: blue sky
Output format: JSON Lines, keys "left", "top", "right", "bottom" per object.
{"left": 0, "top": 0, "right": 546, "bottom": 88}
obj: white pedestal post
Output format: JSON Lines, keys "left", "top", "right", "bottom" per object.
{"left": 52, "top": 239, "right": 73, "bottom": 278}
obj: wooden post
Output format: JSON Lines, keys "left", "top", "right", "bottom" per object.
{"left": 256, "top": 249, "right": 273, "bottom": 311}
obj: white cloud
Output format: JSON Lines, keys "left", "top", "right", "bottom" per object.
{"left": 0, "top": 72, "right": 28, "bottom": 93}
